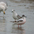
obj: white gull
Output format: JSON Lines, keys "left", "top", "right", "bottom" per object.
{"left": 12, "top": 9, "right": 22, "bottom": 21}
{"left": 0, "top": 2, "right": 8, "bottom": 14}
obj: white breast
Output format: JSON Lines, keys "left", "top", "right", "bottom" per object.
{"left": 23, "top": 17, "right": 26, "bottom": 23}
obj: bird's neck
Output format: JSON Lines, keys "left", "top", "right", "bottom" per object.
{"left": 23, "top": 17, "right": 25, "bottom": 19}
{"left": 13, "top": 11, "right": 17, "bottom": 15}
{"left": 23, "top": 17, "right": 26, "bottom": 22}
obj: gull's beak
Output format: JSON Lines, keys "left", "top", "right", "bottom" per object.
{"left": 3, "top": 11, "right": 5, "bottom": 14}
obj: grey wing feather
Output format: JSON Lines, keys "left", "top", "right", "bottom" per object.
{"left": 17, "top": 15, "right": 21, "bottom": 19}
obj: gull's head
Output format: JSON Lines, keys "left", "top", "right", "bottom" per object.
{"left": 12, "top": 9, "right": 15, "bottom": 13}
{"left": 22, "top": 15, "right": 27, "bottom": 18}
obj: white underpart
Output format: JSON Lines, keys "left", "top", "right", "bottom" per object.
{"left": 18, "top": 17, "right": 26, "bottom": 23}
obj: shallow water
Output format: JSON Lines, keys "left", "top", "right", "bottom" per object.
{"left": 0, "top": 0, "right": 34, "bottom": 34}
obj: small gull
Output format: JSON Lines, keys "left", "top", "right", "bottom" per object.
{"left": 10, "top": 15, "right": 26, "bottom": 27}
{"left": 12, "top": 9, "right": 22, "bottom": 21}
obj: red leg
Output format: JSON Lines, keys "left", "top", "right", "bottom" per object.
{"left": 15, "top": 20, "right": 16, "bottom": 22}
{"left": 18, "top": 25, "right": 19, "bottom": 28}
{"left": 20, "top": 25, "right": 21, "bottom": 27}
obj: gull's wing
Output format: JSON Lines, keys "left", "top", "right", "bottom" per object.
{"left": 10, "top": 18, "right": 23, "bottom": 24}
{"left": 17, "top": 15, "right": 22, "bottom": 19}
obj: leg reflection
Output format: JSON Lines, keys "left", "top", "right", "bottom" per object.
{"left": 0, "top": 18, "right": 6, "bottom": 32}
{"left": 3, "top": 19, "right": 5, "bottom": 23}
{"left": 11, "top": 26, "right": 25, "bottom": 34}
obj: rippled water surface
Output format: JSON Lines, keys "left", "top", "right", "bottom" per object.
{"left": 0, "top": 0, "right": 34, "bottom": 34}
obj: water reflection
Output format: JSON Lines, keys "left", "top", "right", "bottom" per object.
{"left": 3, "top": 19, "right": 5, "bottom": 23}
{"left": 0, "top": 17, "right": 6, "bottom": 32}
{"left": 11, "top": 26, "right": 25, "bottom": 34}
{"left": 0, "top": 18, "right": 5, "bottom": 23}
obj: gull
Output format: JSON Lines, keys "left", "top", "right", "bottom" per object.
{"left": 12, "top": 9, "right": 22, "bottom": 21}
{"left": 0, "top": 2, "right": 8, "bottom": 16}
{"left": 10, "top": 15, "right": 26, "bottom": 27}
